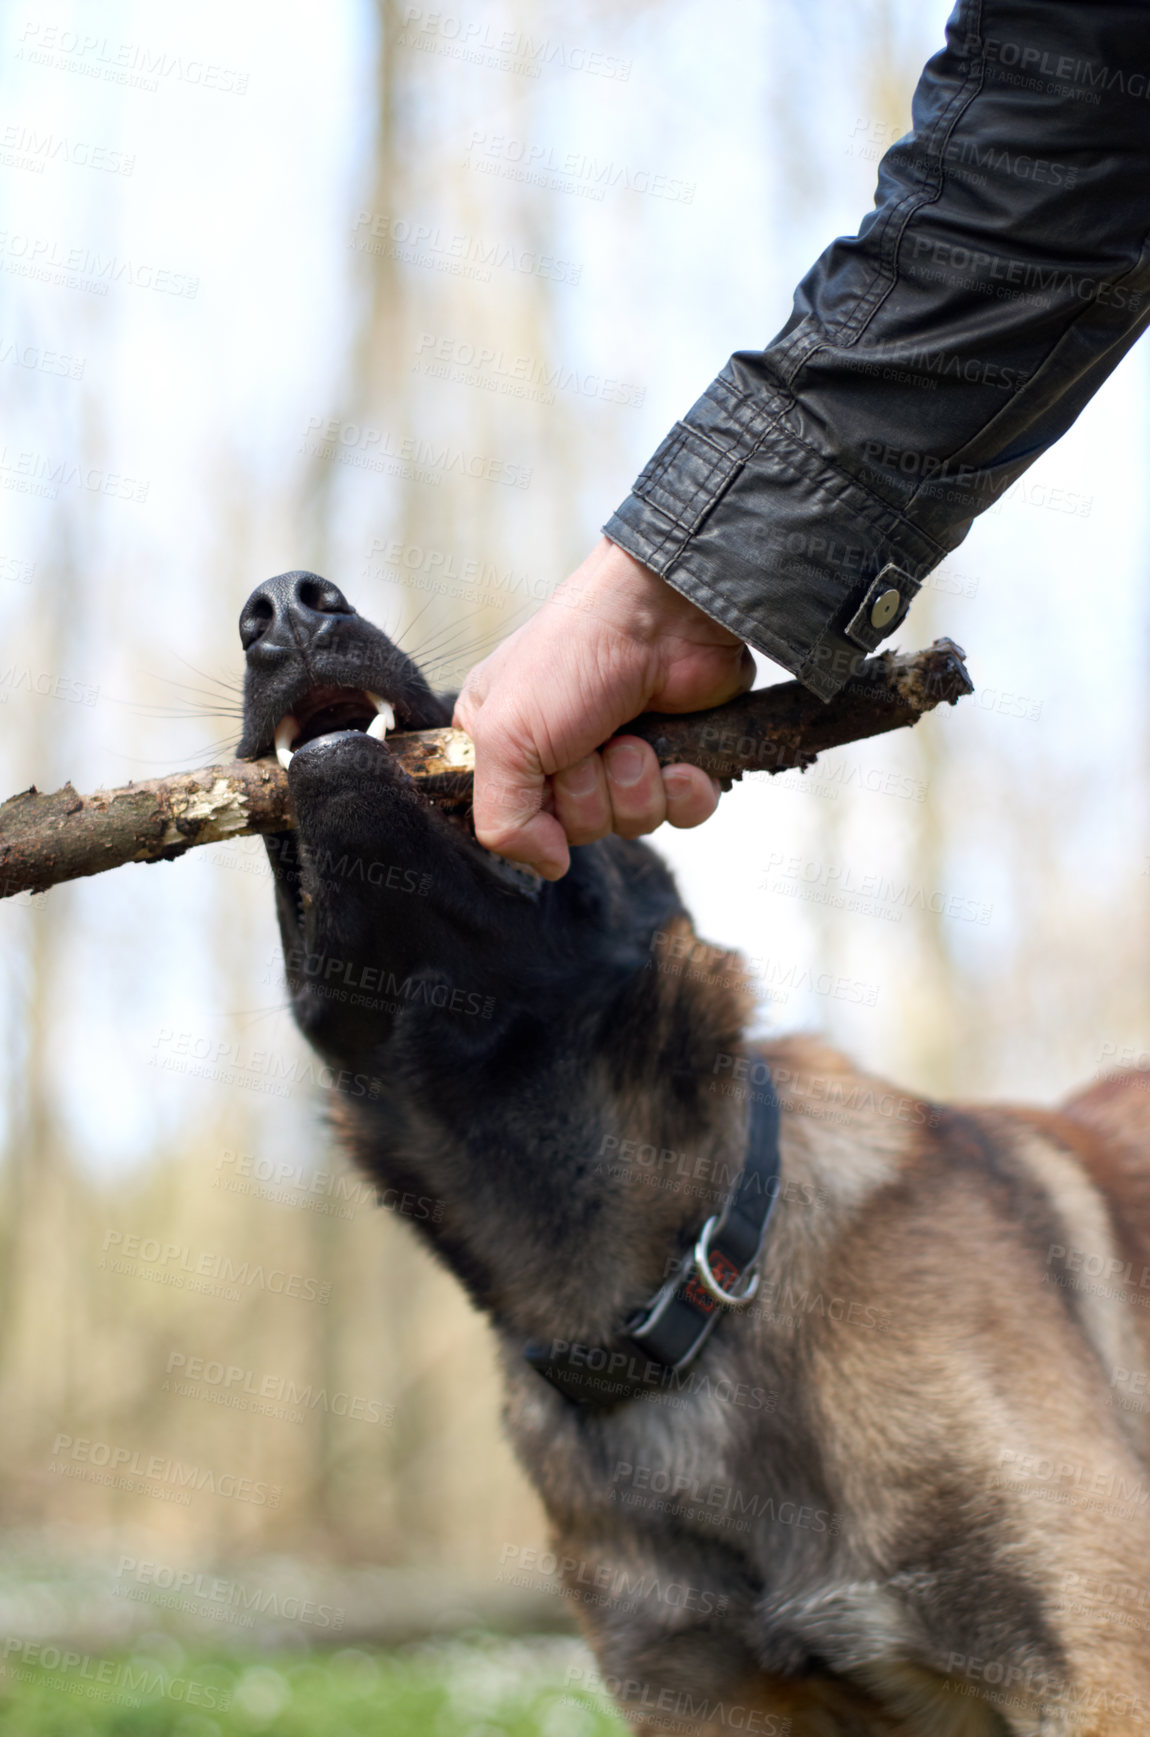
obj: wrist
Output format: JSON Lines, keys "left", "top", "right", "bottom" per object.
{"left": 567, "top": 536, "right": 742, "bottom": 648}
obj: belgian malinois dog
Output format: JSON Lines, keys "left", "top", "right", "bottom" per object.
{"left": 237, "top": 571, "right": 1150, "bottom": 1736}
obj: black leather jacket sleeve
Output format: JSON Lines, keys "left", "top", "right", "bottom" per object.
{"left": 603, "top": 1, "right": 1150, "bottom": 700}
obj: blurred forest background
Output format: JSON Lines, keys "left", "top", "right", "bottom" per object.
{"left": 1, "top": 0, "right": 1149, "bottom": 1665}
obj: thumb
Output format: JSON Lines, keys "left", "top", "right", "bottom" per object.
{"left": 645, "top": 641, "right": 757, "bottom": 715}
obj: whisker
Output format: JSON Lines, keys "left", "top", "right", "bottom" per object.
{"left": 411, "top": 612, "right": 531, "bottom": 666}
{"left": 100, "top": 734, "right": 245, "bottom": 771}
{"left": 415, "top": 625, "right": 528, "bottom": 676}
{"left": 393, "top": 594, "right": 440, "bottom": 646}
{"left": 225, "top": 1001, "right": 297, "bottom": 1025}
{"left": 166, "top": 652, "right": 246, "bottom": 693}
{"left": 116, "top": 703, "right": 244, "bottom": 720}
{"left": 408, "top": 625, "right": 496, "bottom": 656}
{"left": 188, "top": 744, "right": 247, "bottom": 765}
{"left": 403, "top": 603, "right": 507, "bottom": 659}
{"left": 159, "top": 680, "right": 246, "bottom": 704}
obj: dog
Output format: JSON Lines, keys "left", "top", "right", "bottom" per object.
{"left": 237, "top": 570, "right": 1150, "bottom": 1736}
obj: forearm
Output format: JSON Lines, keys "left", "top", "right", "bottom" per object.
{"left": 606, "top": 0, "right": 1150, "bottom": 699}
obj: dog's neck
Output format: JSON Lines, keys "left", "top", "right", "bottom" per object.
{"left": 331, "top": 913, "right": 758, "bottom": 1350}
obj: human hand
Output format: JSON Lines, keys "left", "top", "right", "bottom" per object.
{"left": 452, "top": 536, "right": 755, "bottom": 879}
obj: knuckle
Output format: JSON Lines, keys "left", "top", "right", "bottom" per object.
{"left": 613, "top": 790, "right": 665, "bottom": 829}
{"left": 566, "top": 821, "right": 609, "bottom": 846}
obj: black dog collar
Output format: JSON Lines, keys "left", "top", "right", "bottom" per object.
{"left": 524, "top": 1066, "right": 781, "bottom": 1408}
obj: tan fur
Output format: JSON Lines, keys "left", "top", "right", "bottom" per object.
{"left": 512, "top": 1044, "right": 1150, "bottom": 1735}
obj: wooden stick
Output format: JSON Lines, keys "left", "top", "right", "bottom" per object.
{"left": 0, "top": 639, "right": 971, "bottom": 899}
{"left": 626, "top": 636, "right": 973, "bottom": 777}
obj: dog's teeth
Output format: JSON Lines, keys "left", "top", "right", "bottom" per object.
{"left": 275, "top": 715, "right": 298, "bottom": 770}
{"left": 365, "top": 694, "right": 395, "bottom": 742}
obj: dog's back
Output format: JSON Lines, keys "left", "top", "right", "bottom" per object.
{"left": 757, "top": 1039, "right": 1150, "bottom": 1467}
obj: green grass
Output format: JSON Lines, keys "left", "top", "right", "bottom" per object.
{"left": 0, "top": 1637, "right": 628, "bottom": 1735}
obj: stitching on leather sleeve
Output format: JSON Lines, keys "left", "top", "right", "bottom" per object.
{"left": 632, "top": 422, "right": 747, "bottom": 539}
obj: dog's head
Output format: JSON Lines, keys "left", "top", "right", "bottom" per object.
{"left": 237, "top": 571, "right": 686, "bottom": 1076}
{"left": 236, "top": 571, "right": 756, "bottom": 1331}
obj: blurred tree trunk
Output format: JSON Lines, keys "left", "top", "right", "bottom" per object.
{"left": 0, "top": 521, "right": 86, "bottom": 1454}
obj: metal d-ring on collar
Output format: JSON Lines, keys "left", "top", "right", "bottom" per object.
{"left": 693, "top": 1215, "right": 761, "bottom": 1309}
{"left": 522, "top": 1058, "right": 782, "bottom": 1407}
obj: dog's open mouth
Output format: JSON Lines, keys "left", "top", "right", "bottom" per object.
{"left": 274, "top": 685, "right": 396, "bottom": 769}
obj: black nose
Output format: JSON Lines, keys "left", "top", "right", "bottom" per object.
{"left": 239, "top": 571, "right": 356, "bottom": 661}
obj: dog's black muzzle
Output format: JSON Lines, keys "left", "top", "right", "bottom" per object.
{"left": 235, "top": 571, "right": 546, "bottom": 1063}
{"left": 236, "top": 569, "right": 449, "bottom": 763}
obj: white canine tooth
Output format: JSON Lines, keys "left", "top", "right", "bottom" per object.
{"left": 365, "top": 693, "right": 395, "bottom": 742}
{"left": 275, "top": 715, "right": 298, "bottom": 771}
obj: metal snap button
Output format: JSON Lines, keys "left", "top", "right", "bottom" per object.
{"left": 870, "top": 587, "right": 901, "bottom": 630}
